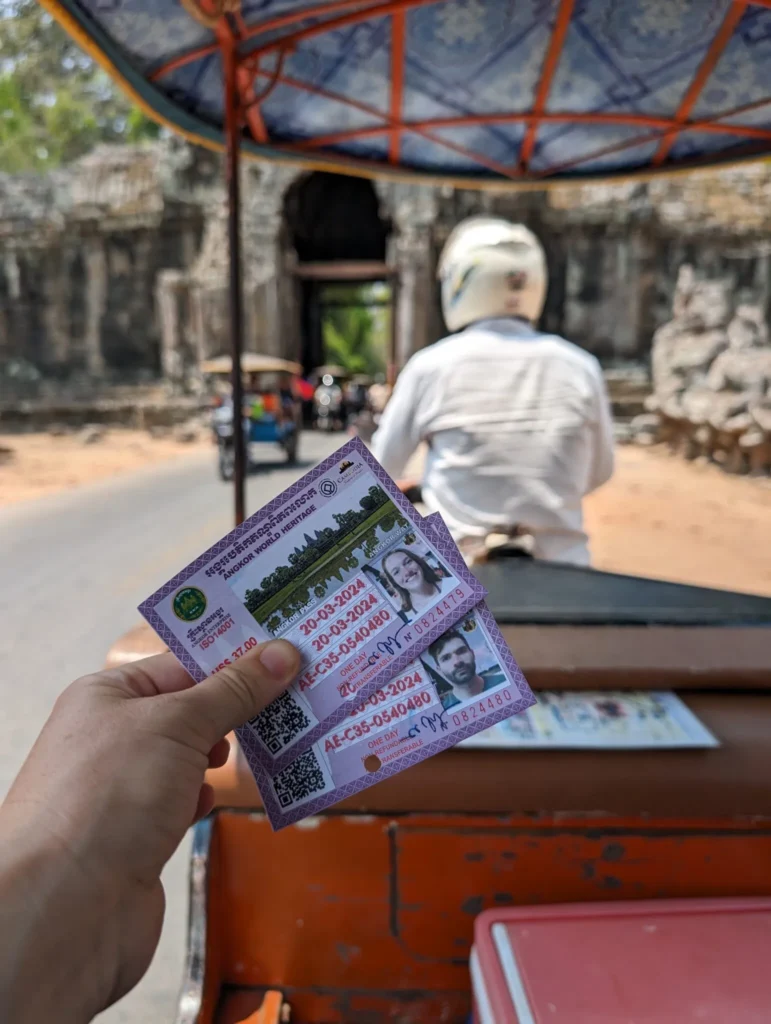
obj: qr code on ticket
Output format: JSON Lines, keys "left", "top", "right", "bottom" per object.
{"left": 247, "top": 690, "right": 314, "bottom": 755}
{"left": 271, "top": 748, "right": 331, "bottom": 808}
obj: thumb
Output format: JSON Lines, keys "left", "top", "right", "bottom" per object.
{"left": 176, "top": 639, "right": 300, "bottom": 748}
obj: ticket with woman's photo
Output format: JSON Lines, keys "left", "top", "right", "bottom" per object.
{"left": 244, "top": 601, "right": 535, "bottom": 830}
{"left": 139, "top": 438, "right": 486, "bottom": 769}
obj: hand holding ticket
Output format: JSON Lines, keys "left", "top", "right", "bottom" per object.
{"left": 140, "top": 439, "right": 535, "bottom": 829}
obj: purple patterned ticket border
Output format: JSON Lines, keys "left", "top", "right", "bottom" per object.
{"left": 138, "top": 436, "right": 487, "bottom": 747}
{"left": 242, "top": 602, "right": 536, "bottom": 830}
{"left": 248, "top": 528, "right": 484, "bottom": 772}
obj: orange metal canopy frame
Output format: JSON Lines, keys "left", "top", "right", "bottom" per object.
{"left": 39, "top": 0, "right": 771, "bottom": 186}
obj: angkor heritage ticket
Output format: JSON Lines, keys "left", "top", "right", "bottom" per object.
{"left": 247, "top": 601, "right": 535, "bottom": 830}
{"left": 139, "top": 437, "right": 486, "bottom": 770}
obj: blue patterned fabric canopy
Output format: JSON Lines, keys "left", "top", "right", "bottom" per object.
{"left": 41, "top": 0, "right": 771, "bottom": 185}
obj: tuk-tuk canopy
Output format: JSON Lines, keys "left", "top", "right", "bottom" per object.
{"left": 200, "top": 354, "right": 303, "bottom": 375}
{"left": 41, "top": 0, "right": 771, "bottom": 186}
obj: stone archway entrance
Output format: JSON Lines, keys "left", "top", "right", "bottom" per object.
{"left": 280, "top": 172, "right": 396, "bottom": 376}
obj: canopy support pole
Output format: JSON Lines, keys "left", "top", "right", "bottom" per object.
{"left": 224, "top": 39, "right": 247, "bottom": 526}
{"left": 388, "top": 269, "right": 399, "bottom": 388}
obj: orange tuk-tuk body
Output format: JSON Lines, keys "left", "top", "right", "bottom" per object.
{"left": 107, "top": 562, "right": 771, "bottom": 1024}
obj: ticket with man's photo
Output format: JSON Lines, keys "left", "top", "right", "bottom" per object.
{"left": 244, "top": 601, "right": 535, "bottom": 830}
{"left": 139, "top": 437, "right": 486, "bottom": 769}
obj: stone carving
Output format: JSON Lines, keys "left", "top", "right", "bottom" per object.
{"left": 636, "top": 265, "right": 771, "bottom": 473}
{"left": 4, "top": 139, "right": 771, "bottom": 410}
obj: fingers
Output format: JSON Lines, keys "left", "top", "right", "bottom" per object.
{"left": 176, "top": 640, "right": 300, "bottom": 749}
{"left": 111, "top": 653, "right": 197, "bottom": 698}
{"left": 207, "top": 737, "right": 231, "bottom": 769}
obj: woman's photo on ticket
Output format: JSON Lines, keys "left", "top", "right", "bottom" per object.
{"left": 422, "top": 614, "right": 507, "bottom": 711}
{"left": 365, "top": 536, "right": 457, "bottom": 623}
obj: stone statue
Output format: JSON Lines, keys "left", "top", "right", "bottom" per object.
{"left": 636, "top": 266, "right": 771, "bottom": 473}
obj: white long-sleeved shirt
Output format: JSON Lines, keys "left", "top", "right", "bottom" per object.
{"left": 371, "top": 318, "right": 615, "bottom": 566}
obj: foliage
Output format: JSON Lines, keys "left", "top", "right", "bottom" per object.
{"left": 242, "top": 487, "right": 411, "bottom": 627}
{"left": 321, "top": 284, "right": 389, "bottom": 375}
{"left": 0, "top": 0, "right": 160, "bottom": 172}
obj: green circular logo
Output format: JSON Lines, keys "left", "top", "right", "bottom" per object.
{"left": 172, "top": 587, "right": 207, "bottom": 622}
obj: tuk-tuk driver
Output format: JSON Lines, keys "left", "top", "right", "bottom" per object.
{"left": 371, "top": 217, "right": 615, "bottom": 566}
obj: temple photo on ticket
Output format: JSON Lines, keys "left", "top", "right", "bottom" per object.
{"left": 419, "top": 612, "right": 508, "bottom": 712}
{"left": 362, "top": 534, "right": 458, "bottom": 625}
{"left": 225, "top": 473, "right": 414, "bottom": 635}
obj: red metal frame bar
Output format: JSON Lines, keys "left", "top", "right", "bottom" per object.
{"left": 533, "top": 127, "right": 663, "bottom": 180}
{"left": 519, "top": 0, "right": 575, "bottom": 173}
{"left": 245, "top": 0, "right": 442, "bottom": 62}
{"left": 653, "top": 0, "right": 751, "bottom": 166}
{"left": 154, "top": 0, "right": 771, "bottom": 181}
{"left": 149, "top": 41, "right": 219, "bottom": 81}
{"left": 245, "top": 50, "right": 288, "bottom": 109}
{"left": 252, "top": 67, "right": 522, "bottom": 178}
{"left": 249, "top": 58, "right": 771, "bottom": 178}
{"left": 150, "top": 0, "right": 380, "bottom": 80}
{"left": 212, "top": 15, "right": 269, "bottom": 144}
{"left": 242, "top": 0, "right": 385, "bottom": 41}
{"left": 255, "top": 66, "right": 387, "bottom": 123}
{"left": 289, "top": 110, "right": 771, "bottom": 150}
{"left": 409, "top": 109, "right": 771, "bottom": 138}
{"left": 389, "top": 10, "right": 406, "bottom": 163}
{"left": 153, "top": 0, "right": 771, "bottom": 84}
{"left": 534, "top": 97, "right": 771, "bottom": 178}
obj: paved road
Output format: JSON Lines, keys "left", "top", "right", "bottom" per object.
{"left": 0, "top": 431, "right": 342, "bottom": 1024}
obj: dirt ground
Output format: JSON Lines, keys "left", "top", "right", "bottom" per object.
{"left": 0, "top": 429, "right": 209, "bottom": 506}
{"left": 1, "top": 432, "right": 769, "bottom": 596}
{"left": 585, "top": 446, "right": 771, "bottom": 597}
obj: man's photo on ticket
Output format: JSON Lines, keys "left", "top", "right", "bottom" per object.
{"left": 247, "top": 604, "right": 535, "bottom": 829}
{"left": 421, "top": 614, "right": 508, "bottom": 711}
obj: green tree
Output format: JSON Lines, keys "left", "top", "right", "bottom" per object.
{"left": 0, "top": 0, "right": 160, "bottom": 172}
{"left": 321, "top": 284, "right": 389, "bottom": 375}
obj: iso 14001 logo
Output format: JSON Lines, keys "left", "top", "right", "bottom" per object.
{"left": 319, "top": 478, "right": 337, "bottom": 497}
{"left": 172, "top": 586, "right": 207, "bottom": 622}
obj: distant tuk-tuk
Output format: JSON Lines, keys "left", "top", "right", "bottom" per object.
{"left": 201, "top": 354, "right": 302, "bottom": 480}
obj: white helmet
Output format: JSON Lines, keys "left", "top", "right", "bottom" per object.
{"left": 438, "top": 216, "right": 548, "bottom": 332}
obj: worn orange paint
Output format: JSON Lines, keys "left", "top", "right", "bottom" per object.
{"left": 389, "top": 11, "right": 406, "bottom": 164}
{"left": 519, "top": 0, "right": 575, "bottom": 172}
{"left": 653, "top": 0, "right": 751, "bottom": 166}
{"left": 197, "top": 811, "right": 771, "bottom": 1023}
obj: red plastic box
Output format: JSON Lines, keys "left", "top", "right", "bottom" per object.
{"left": 471, "top": 898, "right": 771, "bottom": 1023}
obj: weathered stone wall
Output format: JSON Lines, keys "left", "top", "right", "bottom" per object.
{"left": 0, "top": 144, "right": 205, "bottom": 391}
{"left": 3, "top": 141, "right": 771, "bottom": 398}
{"left": 434, "top": 167, "right": 771, "bottom": 362}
